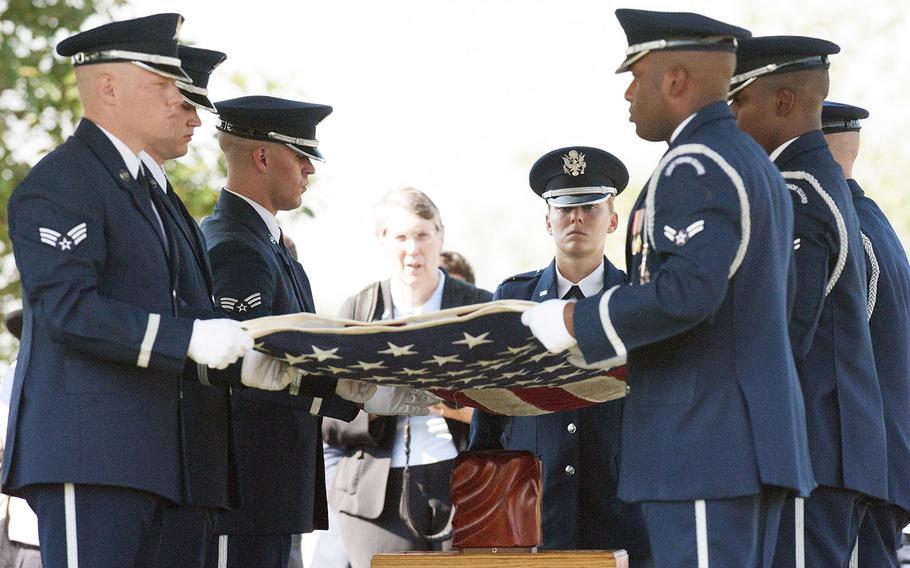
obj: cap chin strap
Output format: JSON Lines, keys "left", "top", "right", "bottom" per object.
{"left": 267, "top": 131, "right": 318, "bottom": 148}
{"left": 542, "top": 186, "right": 617, "bottom": 200}
{"left": 728, "top": 55, "right": 829, "bottom": 97}
{"left": 175, "top": 81, "right": 207, "bottom": 96}
{"left": 617, "top": 36, "right": 737, "bottom": 73}
{"left": 548, "top": 194, "right": 611, "bottom": 208}
{"left": 284, "top": 144, "right": 325, "bottom": 162}
{"left": 73, "top": 49, "right": 190, "bottom": 82}
{"left": 180, "top": 94, "right": 217, "bottom": 114}
{"left": 217, "top": 122, "right": 324, "bottom": 161}
{"left": 821, "top": 119, "right": 861, "bottom": 132}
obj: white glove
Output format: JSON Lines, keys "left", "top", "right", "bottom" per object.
{"left": 520, "top": 299, "right": 577, "bottom": 353}
{"left": 364, "top": 386, "right": 441, "bottom": 416}
{"left": 335, "top": 379, "right": 378, "bottom": 403}
{"left": 187, "top": 319, "right": 254, "bottom": 369}
{"left": 240, "top": 350, "right": 295, "bottom": 391}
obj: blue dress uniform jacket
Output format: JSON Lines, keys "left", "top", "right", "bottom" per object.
{"left": 573, "top": 102, "right": 815, "bottom": 502}
{"left": 146, "top": 169, "right": 245, "bottom": 511}
{"left": 471, "top": 259, "right": 647, "bottom": 554}
{"left": 850, "top": 179, "right": 910, "bottom": 511}
{"left": 773, "top": 132, "right": 887, "bottom": 500}
{"left": 201, "top": 189, "right": 358, "bottom": 535}
{"left": 3, "top": 119, "right": 238, "bottom": 509}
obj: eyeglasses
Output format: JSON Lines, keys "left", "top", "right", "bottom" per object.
{"left": 386, "top": 230, "right": 439, "bottom": 247}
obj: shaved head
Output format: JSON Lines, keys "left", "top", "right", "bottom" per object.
{"left": 731, "top": 69, "right": 829, "bottom": 154}
{"left": 218, "top": 131, "right": 266, "bottom": 173}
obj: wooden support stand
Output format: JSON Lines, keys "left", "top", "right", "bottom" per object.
{"left": 371, "top": 549, "right": 628, "bottom": 568}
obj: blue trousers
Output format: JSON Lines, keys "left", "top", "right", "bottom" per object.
{"left": 205, "top": 533, "right": 291, "bottom": 568}
{"left": 153, "top": 506, "right": 218, "bottom": 568}
{"left": 22, "top": 483, "right": 167, "bottom": 568}
{"left": 638, "top": 489, "right": 786, "bottom": 568}
{"left": 858, "top": 502, "right": 910, "bottom": 568}
{"left": 773, "top": 486, "right": 868, "bottom": 568}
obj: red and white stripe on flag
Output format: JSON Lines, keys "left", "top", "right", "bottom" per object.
{"left": 433, "top": 366, "right": 627, "bottom": 416}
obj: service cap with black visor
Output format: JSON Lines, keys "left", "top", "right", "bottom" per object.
{"left": 176, "top": 45, "right": 226, "bottom": 113}
{"left": 821, "top": 101, "right": 869, "bottom": 134}
{"left": 728, "top": 35, "right": 840, "bottom": 98}
{"left": 529, "top": 146, "right": 629, "bottom": 207}
{"left": 55, "top": 12, "right": 191, "bottom": 83}
{"left": 214, "top": 95, "right": 332, "bottom": 162}
{"left": 614, "top": 8, "right": 750, "bottom": 74}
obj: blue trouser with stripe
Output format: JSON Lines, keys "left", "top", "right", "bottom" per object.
{"left": 205, "top": 533, "right": 291, "bottom": 568}
{"left": 22, "top": 483, "right": 168, "bottom": 568}
{"left": 774, "top": 486, "right": 869, "bottom": 568}
{"left": 858, "top": 501, "right": 910, "bottom": 568}
{"left": 639, "top": 489, "right": 786, "bottom": 568}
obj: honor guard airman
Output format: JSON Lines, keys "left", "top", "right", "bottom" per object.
{"left": 470, "top": 147, "right": 650, "bottom": 563}
{"left": 521, "top": 10, "right": 815, "bottom": 567}
{"left": 2, "top": 14, "right": 299, "bottom": 568}
{"left": 200, "top": 97, "right": 431, "bottom": 567}
{"left": 730, "top": 37, "right": 888, "bottom": 568}
{"left": 822, "top": 101, "right": 910, "bottom": 568}
{"left": 137, "top": 44, "right": 283, "bottom": 568}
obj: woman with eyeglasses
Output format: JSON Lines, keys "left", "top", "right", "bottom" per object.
{"left": 321, "top": 187, "right": 492, "bottom": 568}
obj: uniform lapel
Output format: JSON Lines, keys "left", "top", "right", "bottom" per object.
{"left": 163, "top": 180, "right": 215, "bottom": 296}
{"left": 75, "top": 120, "right": 170, "bottom": 258}
{"left": 532, "top": 260, "right": 559, "bottom": 303}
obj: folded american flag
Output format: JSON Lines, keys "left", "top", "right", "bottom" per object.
{"left": 243, "top": 301, "right": 626, "bottom": 416}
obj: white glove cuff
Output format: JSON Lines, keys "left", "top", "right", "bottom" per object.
{"left": 522, "top": 299, "right": 577, "bottom": 353}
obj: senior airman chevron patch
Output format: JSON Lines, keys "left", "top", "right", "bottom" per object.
{"left": 39, "top": 223, "right": 87, "bottom": 250}
{"left": 220, "top": 292, "right": 263, "bottom": 313}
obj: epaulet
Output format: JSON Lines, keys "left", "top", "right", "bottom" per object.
{"left": 500, "top": 268, "right": 542, "bottom": 287}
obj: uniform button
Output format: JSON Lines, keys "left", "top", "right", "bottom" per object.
{"left": 565, "top": 465, "right": 576, "bottom": 477}
{"left": 566, "top": 423, "right": 577, "bottom": 434}
{"left": 625, "top": 384, "right": 631, "bottom": 395}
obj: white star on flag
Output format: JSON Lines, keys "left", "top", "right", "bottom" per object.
{"left": 445, "top": 369, "right": 473, "bottom": 377}
{"left": 283, "top": 353, "right": 311, "bottom": 366}
{"left": 522, "top": 351, "right": 550, "bottom": 364}
{"left": 453, "top": 331, "right": 494, "bottom": 349}
{"left": 398, "top": 368, "right": 430, "bottom": 376}
{"left": 311, "top": 346, "right": 342, "bottom": 362}
{"left": 378, "top": 342, "right": 418, "bottom": 357}
{"left": 321, "top": 365, "right": 352, "bottom": 374}
{"left": 501, "top": 370, "right": 529, "bottom": 379}
{"left": 558, "top": 370, "right": 584, "bottom": 381}
{"left": 424, "top": 354, "right": 462, "bottom": 367}
{"left": 351, "top": 360, "right": 386, "bottom": 371}
{"left": 498, "top": 344, "right": 534, "bottom": 357}
{"left": 368, "top": 375, "right": 397, "bottom": 381}
{"left": 543, "top": 361, "right": 570, "bottom": 373}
